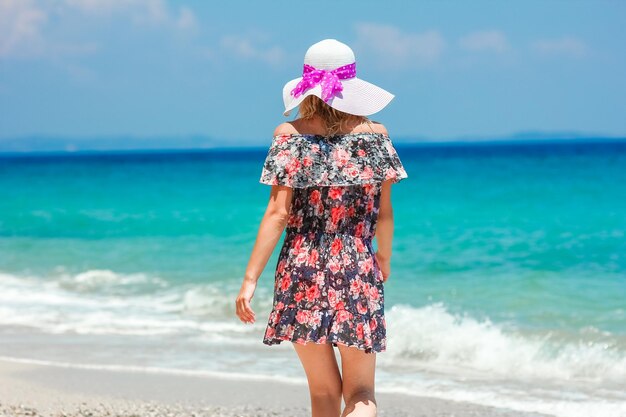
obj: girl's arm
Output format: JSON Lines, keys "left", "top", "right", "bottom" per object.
{"left": 375, "top": 179, "right": 394, "bottom": 282}
{"left": 236, "top": 185, "right": 292, "bottom": 324}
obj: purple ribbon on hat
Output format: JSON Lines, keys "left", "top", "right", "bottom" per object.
{"left": 290, "top": 62, "right": 356, "bottom": 103}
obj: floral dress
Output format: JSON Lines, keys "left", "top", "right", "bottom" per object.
{"left": 259, "top": 132, "right": 408, "bottom": 353}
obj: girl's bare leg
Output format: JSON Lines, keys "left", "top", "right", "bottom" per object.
{"left": 292, "top": 342, "right": 343, "bottom": 417}
{"left": 337, "top": 344, "right": 377, "bottom": 417}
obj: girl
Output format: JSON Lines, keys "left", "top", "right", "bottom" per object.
{"left": 236, "top": 39, "right": 407, "bottom": 417}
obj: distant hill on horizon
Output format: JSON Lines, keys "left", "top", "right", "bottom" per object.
{"left": 1, "top": 131, "right": 625, "bottom": 153}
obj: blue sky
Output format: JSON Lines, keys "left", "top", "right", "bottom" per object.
{"left": 1, "top": 0, "right": 625, "bottom": 147}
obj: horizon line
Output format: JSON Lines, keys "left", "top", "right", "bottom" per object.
{"left": 1, "top": 136, "right": 626, "bottom": 157}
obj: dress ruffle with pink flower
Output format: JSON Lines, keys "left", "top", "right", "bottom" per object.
{"left": 259, "top": 132, "right": 408, "bottom": 353}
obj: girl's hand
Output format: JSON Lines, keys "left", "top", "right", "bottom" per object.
{"left": 375, "top": 251, "right": 391, "bottom": 283}
{"left": 236, "top": 278, "right": 257, "bottom": 324}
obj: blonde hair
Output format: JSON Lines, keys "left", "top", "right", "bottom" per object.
{"left": 296, "top": 95, "right": 371, "bottom": 136}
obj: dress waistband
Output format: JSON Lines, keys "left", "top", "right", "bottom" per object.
{"left": 285, "top": 228, "right": 374, "bottom": 242}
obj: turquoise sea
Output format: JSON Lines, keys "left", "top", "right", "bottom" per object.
{"left": 0, "top": 140, "right": 625, "bottom": 417}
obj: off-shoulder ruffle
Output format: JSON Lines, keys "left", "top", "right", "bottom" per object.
{"left": 259, "top": 132, "right": 408, "bottom": 188}
{"left": 262, "top": 306, "right": 386, "bottom": 354}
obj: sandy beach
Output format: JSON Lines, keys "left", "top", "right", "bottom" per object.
{"left": 0, "top": 357, "right": 553, "bottom": 417}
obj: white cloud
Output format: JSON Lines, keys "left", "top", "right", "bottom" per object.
{"left": 175, "top": 6, "right": 197, "bottom": 31}
{"left": 532, "top": 36, "right": 587, "bottom": 57}
{"left": 0, "top": 0, "right": 47, "bottom": 57}
{"left": 459, "top": 30, "right": 509, "bottom": 53}
{"left": 220, "top": 35, "right": 285, "bottom": 66}
{"left": 353, "top": 23, "right": 445, "bottom": 69}
{"left": 0, "top": 0, "right": 197, "bottom": 60}
{"left": 63, "top": 0, "right": 197, "bottom": 31}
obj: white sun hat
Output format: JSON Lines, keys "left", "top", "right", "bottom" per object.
{"left": 282, "top": 39, "right": 394, "bottom": 117}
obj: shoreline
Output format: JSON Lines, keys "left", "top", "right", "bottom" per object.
{"left": 0, "top": 356, "right": 551, "bottom": 417}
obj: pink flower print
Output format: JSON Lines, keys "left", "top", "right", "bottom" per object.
{"left": 313, "top": 270, "right": 325, "bottom": 286}
{"left": 360, "top": 166, "right": 374, "bottom": 180}
{"left": 309, "top": 189, "right": 321, "bottom": 205}
{"left": 331, "top": 205, "right": 346, "bottom": 225}
{"left": 328, "top": 288, "right": 338, "bottom": 307}
{"left": 369, "top": 318, "right": 378, "bottom": 331}
{"left": 342, "top": 252, "right": 352, "bottom": 266}
{"left": 369, "top": 285, "right": 380, "bottom": 300}
{"left": 303, "top": 155, "right": 313, "bottom": 167}
{"left": 350, "top": 279, "right": 361, "bottom": 297}
{"left": 343, "top": 163, "right": 360, "bottom": 179}
{"left": 295, "top": 249, "right": 308, "bottom": 265}
{"left": 357, "top": 148, "right": 366, "bottom": 157}
{"left": 384, "top": 167, "right": 397, "bottom": 181}
{"left": 330, "top": 237, "right": 343, "bottom": 257}
{"left": 355, "top": 222, "right": 364, "bottom": 238}
{"left": 328, "top": 186, "right": 344, "bottom": 200}
{"left": 359, "top": 257, "right": 374, "bottom": 275}
{"left": 335, "top": 300, "right": 346, "bottom": 311}
{"left": 296, "top": 310, "right": 311, "bottom": 324}
{"left": 355, "top": 237, "right": 366, "bottom": 253}
{"left": 280, "top": 275, "right": 291, "bottom": 292}
{"left": 332, "top": 147, "right": 350, "bottom": 167}
{"left": 265, "top": 326, "right": 276, "bottom": 339}
{"left": 357, "top": 300, "right": 368, "bottom": 315}
{"left": 306, "top": 284, "right": 321, "bottom": 302}
{"left": 285, "top": 157, "right": 301, "bottom": 176}
{"left": 336, "top": 309, "right": 351, "bottom": 323}
{"left": 308, "top": 311, "right": 322, "bottom": 327}
{"left": 293, "top": 240, "right": 308, "bottom": 264}
{"left": 277, "top": 259, "right": 287, "bottom": 274}
{"left": 275, "top": 149, "right": 291, "bottom": 166}
{"left": 331, "top": 320, "right": 341, "bottom": 334}
{"left": 307, "top": 248, "right": 319, "bottom": 267}
{"left": 288, "top": 214, "right": 303, "bottom": 229}
{"left": 293, "top": 234, "right": 304, "bottom": 252}
{"left": 368, "top": 297, "right": 381, "bottom": 313}
{"left": 328, "top": 258, "right": 341, "bottom": 274}
{"left": 294, "top": 291, "right": 305, "bottom": 303}
{"left": 272, "top": 310, "right": 282, "bottom": 325}
{"left": 356, "top": 322, "right": 364, "bottom": 340}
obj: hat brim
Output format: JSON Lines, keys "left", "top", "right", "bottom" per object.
{"left": 282, "top": 77, "right": 394, "bottom": 117}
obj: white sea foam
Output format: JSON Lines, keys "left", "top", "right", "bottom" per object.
{"left": 1, "top": 270, "right": 625, "bottom": 387}
{"left": 376, "top": 379, "right": 626, "bottom": 417}
{"left": 382, "top": 303, "right": 626, "bottom": 383}
{"left": 0, "top": 270, "right": 257, "bottom": 337}
{"left": 56, "top": 269, "right": 168, "bottom": 293}
{"left": 0, "top": 355, "right": 307, "bottom": 385}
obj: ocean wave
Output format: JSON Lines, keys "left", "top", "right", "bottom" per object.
{"left": 1, "top": 269, "right": 625, "bottom": 386}
{"left": 0, "top": 270, "right": 260, "bottom": 337}
{"left": 383, "top": 303, "right": 626, "bottom": 383}
{"left": 56, "top": 269, "right": 169, "bottom": 294}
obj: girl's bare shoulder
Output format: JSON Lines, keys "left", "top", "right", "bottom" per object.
{"left": 354, "top": 120, "right": 388, "bottom": 135}
{"left": 273, "top": 122, "right": 300, "bottom": 136}
{"left": 272, "top": 119, "right": 389, "bottom": 136}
